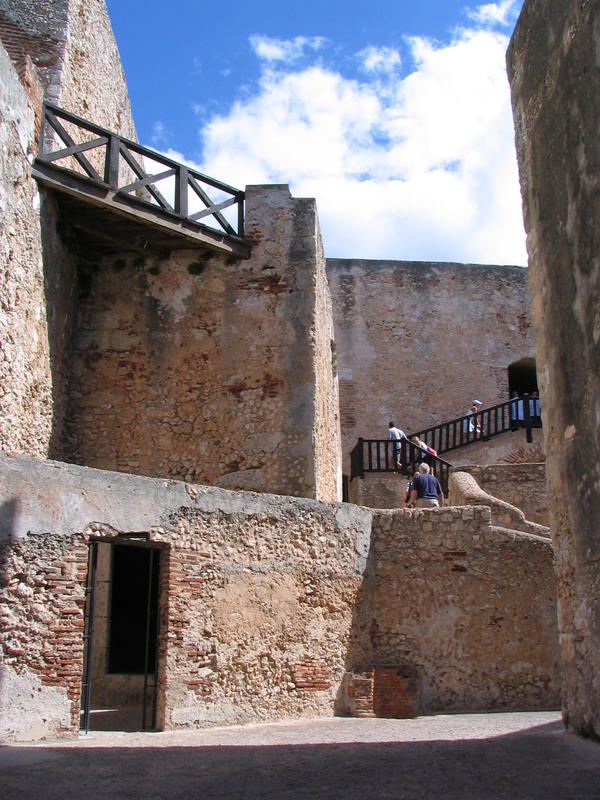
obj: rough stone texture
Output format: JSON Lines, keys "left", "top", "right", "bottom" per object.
{"left": 0, "top": 453, "right": 560, "bottom": 741}
{"left": 449, "top": 427, "right": 544, "bottom": 468}
{"left": 448, "top": 471, "right": 549, "bottom": 537}
{"left": 0, "top": 43, "right": 53, "bottom": 456}
{"left": 327, "top": 259, "right": 537, "bottom": 474}
{"left": 349, "top": 473, "right": 407, "bottom": 510}
{"left": 313, "top": 220, "right": 342, "bottom": 501}
{"left": 508, "top": 0, "right": 600, "bottom": 738}
{"left": 62, "top": 185, "right": 341, "bottom": 501}
{"left": 456, "top": 462, "right": 548, "bottom": 525}
{"left": 0, "top": 0, "right": 136, "bottom": 138}
{"left": 370, "top": 507, "right": 560, "bottom": 714}
{"left": 0, "top": 0, "right": 138, "bottom": 461}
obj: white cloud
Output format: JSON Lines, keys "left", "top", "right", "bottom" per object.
{"left": 467, "top": 0, "right": 522, "bottom": 27}
{"left": 194, "top": 26, "right": 526, "bottom": 265}
{"left": 249, "top": 35, "right": 327, "bottom": 63}
{"left": 358, "top": 46, "right": 402, "bottom": 74}
{"left": 151, "top": 121, "right": 171, "bottom": 147}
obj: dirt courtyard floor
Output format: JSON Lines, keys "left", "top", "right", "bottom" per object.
{"left": 1, "top": 711, "right": 599, "bottom": 799}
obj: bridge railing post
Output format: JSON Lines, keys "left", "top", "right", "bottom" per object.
{"left": 175, "top": 165, "right": 189, "bottom": 217}
{"left": 104, "top": 134, "right": 120, "bottom": 189}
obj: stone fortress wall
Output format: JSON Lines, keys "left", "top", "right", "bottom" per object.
{"left": 327, "top": 259, "right": 540, "bottom": 475}
{"left": 0, "top": 453, "right": 560, "bottom": 741}
{"left": 60, "top": 184, "right": 342, "bottom": 502}
{"left": 0, "top": 0, "right": 137, "bottom": 461}
{"left": 4, "top": 0, "right": 595, "bottom": 743}
{"left": 508, "top": 0, "right": 600, "bottom": 738}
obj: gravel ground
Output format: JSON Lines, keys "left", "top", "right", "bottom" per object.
{"left": 1, "top": 712, "right": 599, "bottom": 799}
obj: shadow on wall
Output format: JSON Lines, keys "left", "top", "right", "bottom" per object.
{"left": 39, "top": 191, "right": 79, "bottom": 460}
{"left": 2, "top": 721, "right": 598, "bottom": 800}
{"left": 335, "top": 505, "right": 561, "bottom": 720}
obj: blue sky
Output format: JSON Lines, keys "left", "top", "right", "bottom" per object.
{"left": 105, "top": 0, "right": 526, "bottom": 264}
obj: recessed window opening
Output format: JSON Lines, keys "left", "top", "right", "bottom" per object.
{"left": 108, "top": 544, "right": 160, "bottom": 674}
{"left": 508, "top": 357, "right": 538, "bottom": 397}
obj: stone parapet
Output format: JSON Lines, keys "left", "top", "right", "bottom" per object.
{"left": 455, "top": 462, "right": 548, "bottom": 525}
{"left": 448, "top": 470, "right": 549, "bottom": 537}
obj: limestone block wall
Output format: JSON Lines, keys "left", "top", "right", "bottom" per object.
{"left": 327, "top": 259, "right": 536, "bottom": 472}
{"left": 0, "top": 44, "right": 53, "bottom": 456}
{"left": 508, "top": 0, "right": 600, "bottom": 738}
{"left": 456, "top": 462, "right": 548, "bottom": 526}
{"left": 0, "top": 453, "right": 560, "bottom": 741}
{"left": 62, "top": 185, "right": 341, "bottom": 501}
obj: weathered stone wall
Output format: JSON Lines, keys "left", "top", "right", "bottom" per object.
{"left": 448, "top": 470, "right": 549, "bottom": 537}
{"left": 0, "top": 0, "right": 136, "bottom": 138}
{"left": 327, "top": 259, "right": 536, "bottom": 473}
{"left": 370, "top": 506, "right": 560, "bottom": 713}
{"left": 0, "top": 453, "right": 559, "bottom": 741}
{"left": 313, "top": 217, "right": 343, "bottom": 501}
{"left": 456, "top": 463, "right": 548, "bottom": 525}
{"left": 508, "top": 0, "right": 600, "bottom": 738}
{"left": 0, "top": 43, "right": 53, "bottom": 456}
{"left": 450, "top": 426, "right": 544, "bottom": 468}
{"left": 0, "top": 527, "right": 88, "bottom": 740}
{"left": 0, "top": 0, "right": 138, "bottom": 461}
{"left": 62, "top": 185, "right": 341, "bottom": 500}
{"left": 349, "top": 473, "right": 407, "bottom": 510}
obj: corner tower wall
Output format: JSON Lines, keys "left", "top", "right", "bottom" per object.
{"left": 508, "top": 0, "right": 600, "bottom": 738}
{"left": 0, "top": 0, "right": 138, "bottom": 459}
{"left": 61, "top": 185, "right": 341, "bottom": 501}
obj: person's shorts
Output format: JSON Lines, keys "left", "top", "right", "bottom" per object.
{"left": 416, "top": 498, "right": 439, "bottom": 508}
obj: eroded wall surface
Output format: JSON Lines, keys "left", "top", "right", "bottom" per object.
{"left": 0, "top": 0, "right": 136, "bottom": 137}
{"left": 0, "top": 0, "right": 138, "bottom": 460}
{"left": 0, "top": 453, "right": 559, "bottom": 741}
{"left": 62, "top": 186, "right": 340, "bottom": 500}
{"left": 327, "top": 259, "right": 537, "bottom": 472}
{"left": 372, "top": 507, "right": 559, "bottom": 712}
{"left": 456, "top": 463, "right": 548, "bottom": 526}
{"left": 0, "top": 44, "right": 53, "bottom": 455}
{"left": 508, "top": 0, "right": 600, "bottom": 737}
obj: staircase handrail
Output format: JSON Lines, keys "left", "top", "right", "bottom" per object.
{"left": 407, "top": 394, "right": 541, "bottom": 456}
{"left": 349, "top": 437, "right": 453, "bottom": 495}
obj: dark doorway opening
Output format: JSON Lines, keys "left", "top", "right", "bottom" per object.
{"left": 508, "top": 357, "right": 538, "bottom": 396}
{"left": 109, "top": 545, "right": 159, "bottom": 674}
{"left": 81, "top": 540, "right": 162, "bottom": 732}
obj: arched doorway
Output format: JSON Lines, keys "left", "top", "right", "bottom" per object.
{"left": 508, "top": 357, "right": 538, "bottom": 396}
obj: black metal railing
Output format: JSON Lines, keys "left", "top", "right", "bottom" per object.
{"left": 348, "top": 395, "right": 542, "bottom": 495}
{"left": 349, "top": 438, "right": 453, "bottom": 495}
{"left": 409, "top": 394, "right": 542, "bottom": 457}
{"left": 37, "top": 102, "right": 246, "bottom": 238}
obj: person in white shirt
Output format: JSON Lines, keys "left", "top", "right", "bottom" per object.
{"left": 387, "top": 421, "right": 406, "bottom": 469}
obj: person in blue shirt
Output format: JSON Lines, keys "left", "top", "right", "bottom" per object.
{"left": 409, "top": 462, "right": 445, "bottom": 508}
